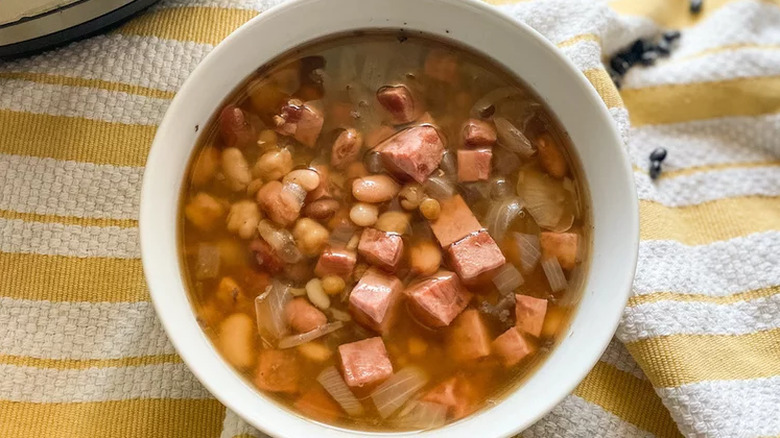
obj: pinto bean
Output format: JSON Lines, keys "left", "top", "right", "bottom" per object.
{"left": 302, "top": 198, "right": 340, "bottom": 221}
{"left": 221, "top": 148, "right": 252, "bottom": 192}
{"left": 352, "top": 174, "right": 400, "bottom": 203}
{"left": 331, "top": 128, "right": 363, "bottom": 169}
{"left": 219, "top": 105, "right": 256, "bottom": 149}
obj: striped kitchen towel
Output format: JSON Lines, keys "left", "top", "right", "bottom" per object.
{"left": 0, "top": 0, "right": 777, "bottom": 437}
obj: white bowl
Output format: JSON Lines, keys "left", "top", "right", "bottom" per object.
{"left": 140, "top": 0, "right": 638, "bottom": 436}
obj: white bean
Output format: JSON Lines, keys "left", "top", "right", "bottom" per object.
{"left": 306, "top": 278, "right": 330, "bottom": 309}
{"left": 283, "top": 169, "right": 321, "bottom": 192}
{"left": 221, "top": 148, "right": 252, "bottom": 192}
{"left": 352, "top": 175, "right": 400, "bottom": 203}
{"left": 217, "top": 313, "right": 255, "bottom": 369}
{"left": 226, "top": 200, "right": 261, "bottom": 239}
{"left": 349, "top": 202, "right": 379, "bottom": 227}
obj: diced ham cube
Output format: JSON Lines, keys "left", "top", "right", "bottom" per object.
{"left": 294, "top": 386, "right": 342, "bottom": 422}
{"left": 429, "top": 195, "right": 482, "bottom": 248}
{"left": 273, "top": 99, "right": 324, "bottom": 147}
{"left": 424, "top": 49, "right": 459, "bottom": 84}
{"left": 377, "top": 85, "right": 418, "bottom": 125}
{"left": 348, "top": 267, "right": 403, "bottom": 334}
{"left": 375, "top": 125, "right": 445, "bottom": 183}
{"left": 338, "top": 337, "right": 394, "bottom": 388}
{"left": 357, "top": 228, "right": 404, "bottom": 272}
{"left": 256, "top": 180, "right": 301, "bottom": 226}
{"left": 219, "top": 105, "right": 256, "bottom": 149}
{"left": 284, "top": 297, "right": 327, "bottom": 333}
{"left": 331, "top": 128, "right": 363, "bottom": 169}
{"left": 515, "top": 295, "right": 548, "bottom": 337}
{"left": 540, "top": 232, "right": 579, "bottom": 270}
{"left": 422, "top": 376, "right": 476, "bottom": 420}
{"left": 314, "top": 247, "right": 357, "bottom": 278}
{"left": 447, "top": 230, "right": 506, "bottom": 283}
{"left": 405, "top": 271, "right": 472, "bottom": 327}
{"left": 457, "top": 149, "right": 492, "bottom": 182}
{"left": 462, "top": 119, "right": 496, "bottom": 147}
{"left": 447, "top": 309, "right": 491, "bottom": 362}
{"left": 254, "top": 349, "right": 301, "bottom": 393}
{"left": 492, "top": 327, "right": 535, "bottom": 367}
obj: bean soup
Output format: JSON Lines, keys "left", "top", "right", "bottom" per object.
{"left": 180, "top": 32, "right": 590, "bottom": 431}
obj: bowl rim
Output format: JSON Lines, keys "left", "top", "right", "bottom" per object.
{"left": 140, "top": 0, "right": 639, "bottom": 437}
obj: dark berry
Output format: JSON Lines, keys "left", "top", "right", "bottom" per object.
{"left": 690, "top": 0, "right": 703, "bottom": 14}
{"left": 640, "top": 50, "right": 659, "bottom": 66}
{"left": 649, "top": 161, "right": 663, "bottom": 180}
{"left": 630, "top": 39, "right": 648, "bottom": 56}
{"left": 656, "top": 39, "right": 672, "bottom": 56}
{"left": 663, "top": 30, "right": 681, "bottom": 42}
{"left": 610, "top": 56, "right": 630, "bottom": 75}
{"left": 649, "top": 147, "right": 667, "bottom": 162}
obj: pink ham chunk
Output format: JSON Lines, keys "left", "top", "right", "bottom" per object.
{"left": 314, "top": 247, "right": 357, "bottom": 278}
{"left": 338, "top": 337, "right": 394, "bottom": 388}
{"left": 273, "top": 99, "right": 324, "bottom": 147}
{"left": 256, "top": 181, "right": 301, "bottom": 226}
{"left": 457, "top": 149, "right": 492, "bottom": 182}
{"left": 284, "top": 298, "right": 327, "bottom": 333}
{"left": 492, "top": 327, "right": 535, "bottom": 367}
{"left": 429, "top": 195, "right": 482, "bottom": 248}
{"left": 447, "top": 309, "right": 491, "bottom": 362}
{"left": 447, "top": 230, "right": 506, "bottom": 283}
{"left": 422, "top": 376, "right": 476, "bottom": 420}
{"left": 462, "top": 119, "right": 496, "bottom": 147}
{"left": 405, "top": 271, "right": 472, "bottom": 328}
{"left": 377, "top": 85, "right": 418, "bottom": 125}
{"left": 515, "top": 295, "right": 548, "bottom": 337}
{"left": 357, "top": 228, "right": 404, "bottom": 272}
{"left": 375, "top": 125, "right": 445, "bottom": 183}
{"left": 349, "top": 267, "right": 403, "bottom": 334}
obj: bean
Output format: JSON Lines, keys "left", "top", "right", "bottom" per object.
{"left": 399, "top": 183, "right": 424, "bottom": 210}
{"left": 321, "top": 275, "right": 346, "bottom": 295}
{"left": 349, "top": 202, "right": 378, "bottom": 227}
{"left": 217, "top": 313, "right": 255, "bottom": 368}
{"left": 292, "top": 218, "right": 330, "bottom": 256}
{"left": 329, "top": 308, "right": 352, "bottom": 322}
{"left": 353, "top": 262, "right": 369, "bottom": 281}
{"left": 375, "top": 211, "right": 410, "bottom": 234}
{"left": 649, "top": 160, "right": 662, "bottom": 180}
{"left": 191, "top": 146, "right": 221, "bottom": 187}
{"left": 346, "top": 233, "right": 360, "bottom": 250}
{"left": 303, "top": 198, "right": 340, "bottom": 221}
{"left": 185, "top": 192, "right": 225, "bottom": 231}
{"left": 409, "top": 240, "right": 442, "bottom": 276}
{"left": 306, "top": 278, "right": 330, "bottom": 309}
{"left": 283, "top": 169, "right": 321, "bottom": 192}
{"left": 364, "top": 150, "right": 384, "bottom": 173}
{"left": 419, "top": 198, "right": 441, "bottom": 220}
{"left": 690, "top": 0, "right": 702, "bottom": 14}
{"left": 352, "top": 174, "right": 400, "bottom": 203}
{"left": 257, "top": 129, "right": 278, "bottom": 148}
{"left": 297, "top": 342, "right": 332, "bottom": 362}
{"left": 226, "top": 200, "right": 261, "bottom": 239}
{"left": 221, "top": 148, "right": 252, "bottom": 191}
{"left": 663, "top": 30, "right": 681, "bottom": 42}
{"left": 331, "top": 128, "right": 363, "bottom": 169}
{"left": 253, "top": 148, "right": 293, "bottom": 181}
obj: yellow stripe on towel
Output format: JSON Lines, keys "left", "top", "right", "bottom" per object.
{"left": 0, "top": 254, "right": 147, "bottom": 302}
{"left": 0, "top": 111, "right": 155, "bottom": 167}
{"left": 0, "top": 399, "right": 225, "bottom": 438}
{"left": 583, "top": 68, "right": 625, "bottom": 109}
{"left": 0, "top": 210, "right": 138, "bottom": 229}
{"left": 0, "top": 72, "right": 176, "bottom": 100}
{"left": 574, "top": 361, "right": 683, "bottom": 438}
{"left": 627, "top": 328, "right": 780, "bottom": 388}
{"left": 622, "top": 75, "right": 780, "bottom": 126}
{"left": 0, "top": 354, "right": 182, "bottom": 370}
{"left": 117, "top": 7, "right": 258, "bottom": 45}
{"left": 628, "top": 285, "right": 780, "bottom": 307}
{"left": 639, "top": 197, "right": 780, "bottom": 245}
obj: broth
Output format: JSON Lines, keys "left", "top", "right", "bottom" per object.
{"left": 179, "top": 31, "right": 590, "bottom": 431}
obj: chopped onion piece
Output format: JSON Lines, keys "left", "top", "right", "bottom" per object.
{"left": 513, "top": 232, "right": 541, "bottom": 273}
{"left": 470, "top": 87, "right": 522, "bottom": 118}
{"left": 329, "top": 225, "right": 355, "bottom": 248}
{"left": 394, "top": 400, "right": 448, "bottom": 430}
{"left": 289, "top": 287, "right": 307, "bottom": 297}
{"left": 492, "top": 145, "right": 522, "bottom": 176}
{"left": 485, "top": 196, "right": 524, "bottom": 241}
{"left": 317, "top": 366, "right": 365, "bottom": 416}
{"left": 423, "top": 174, "right": 456, "bottom": 200}
{"left": 282, "top": 181, "right": 307, "bottom": 207}
{"left": 278, "top": 321, "right": 344, "bottom": 349}
{"left": 370, "top": 367, "right": 429, "bottom": 419}
{"left": 439, "top": 150, "right": 457, "bottom": 177}
{"left": 257, "top": 220, "right": 302, "bottom": 264}
{"left": 494, "top": 117, "right": 534, "bottom": 158}
{"left": 254, "top": 279, "right": 291, "bottom": 341}
{"left": 492, "top": 263, "right": 524, "bottom": 295}
{"left": 542, "top": 257, "right": 567, "bottom": 292}
{"left": 516, "top": 169, "right": 574, "bottom": 232}
{"left": 329, "top": 308, "right": 352, "bottom": 322}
